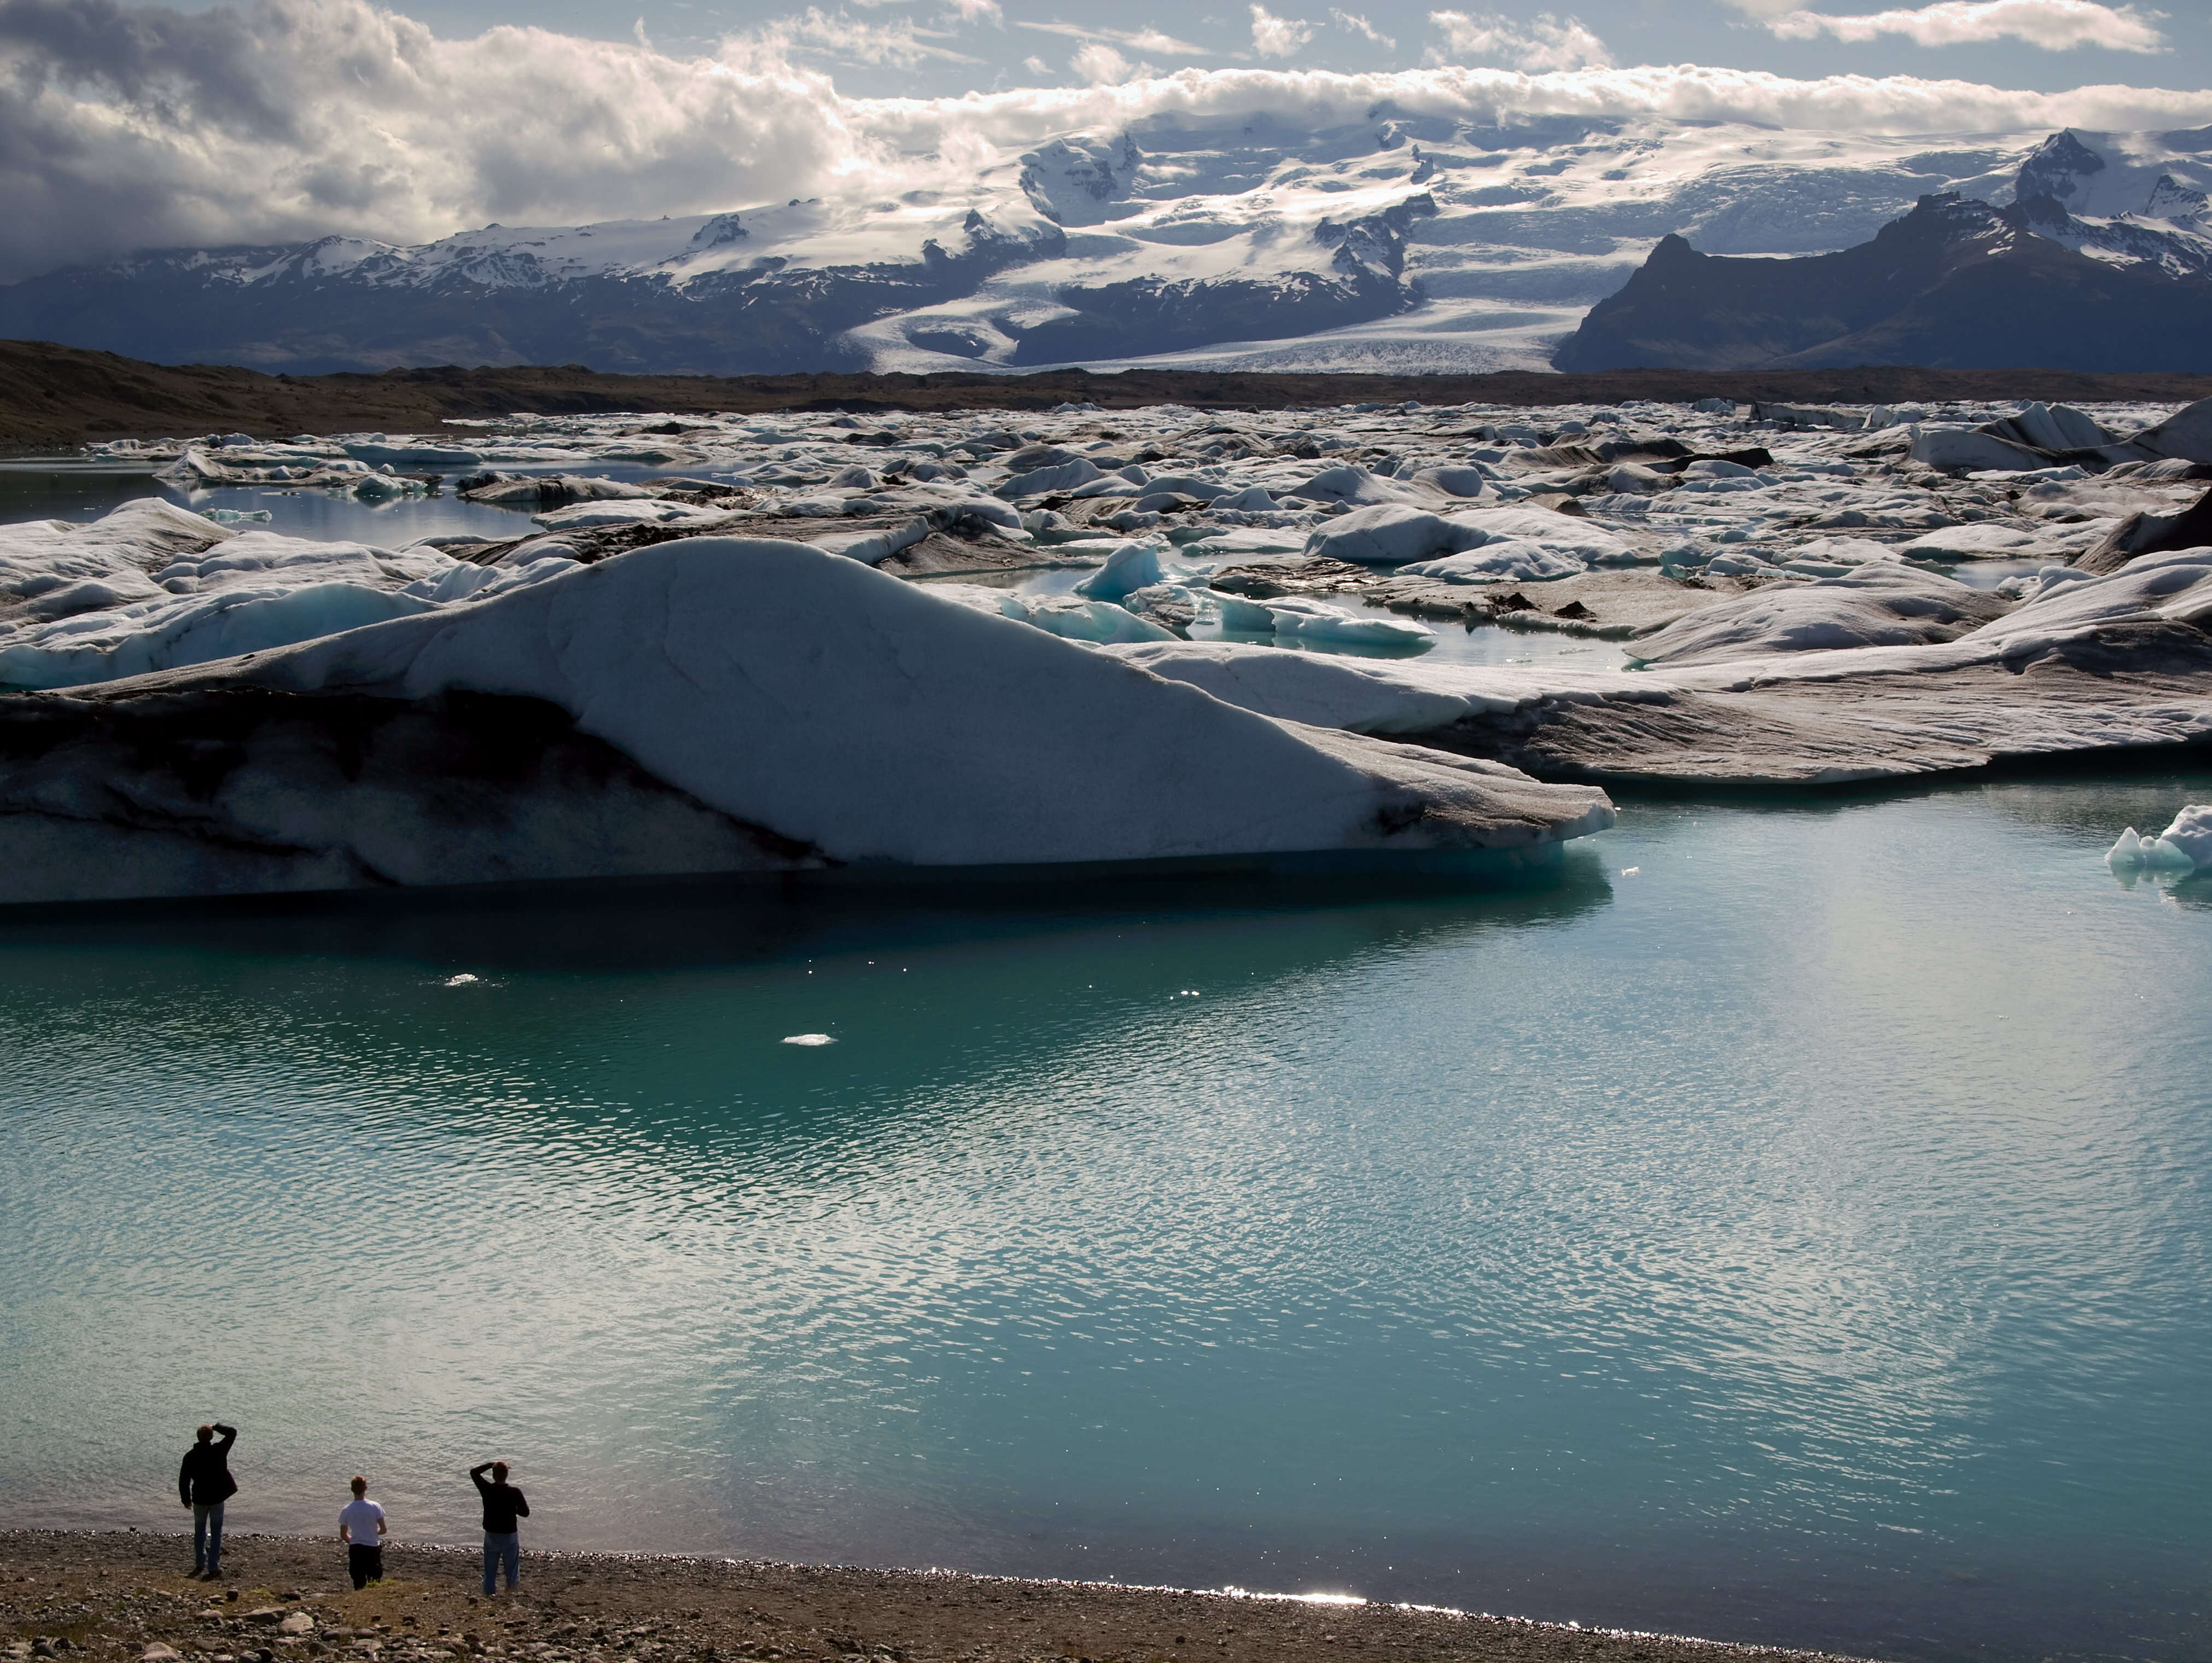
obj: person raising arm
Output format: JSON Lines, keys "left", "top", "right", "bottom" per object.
{"left": 469, "top": 1462, "right": 528, "bottom": 1596}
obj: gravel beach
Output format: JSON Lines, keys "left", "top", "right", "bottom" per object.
{"left": 1, "top": 1534, "right": 1855, "bottom": 1663}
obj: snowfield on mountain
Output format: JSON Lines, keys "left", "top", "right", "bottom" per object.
{"left": 7, "top": 117, "right": 2208, "bottom": 377}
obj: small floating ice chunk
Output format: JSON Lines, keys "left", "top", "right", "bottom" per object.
{"left": 444, "top": 973, "right": 480, "bottom": 986}
{"left": 782, "top": 1033, "right": 837, "bottom": 1046}
{"left": 1073, "top": 538, "right": 1171, "bottom": 601}
{"left": 2154, "top": 804, "right": 2212, "bottom": 868}
{"left": 1255, "top": 596, "right": 1434, "bottom": 649}
{"left": 2105, "top": 811, "right": 2208, "bottom": 873}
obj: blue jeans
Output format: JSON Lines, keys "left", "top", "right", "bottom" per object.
{"left": 482, "top": 1531, "right": 519, "bottom": 1595}
{"left": 193, "top": 1502, "right": 224, "bottom": 1575}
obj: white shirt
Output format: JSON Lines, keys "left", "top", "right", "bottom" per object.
{"left": 339, "top": 1498, "right": 386, "bottom": 1544}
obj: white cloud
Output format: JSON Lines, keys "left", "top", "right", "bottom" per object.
{"left": 1022, "top": 53, "right": 1051, "bottom": 74}
{"left": 850, "top": 0, "right": 1002, "bottom": 19}
{"left": 2, "top": 0, "right": 2210, "bottom": 283}
{"left": 1331, "top": 9, "right": 1397, "bottom": 49}
{"left": 1068, "top": 41, "right": 1134, "bottom": 84}
{"left": 738, "top": 7, "right": 981, "bottom": 68}
{"left": 1426, "top": 10, "right": 1613, "bottom": 71}
{"left": 1015, "top": 20, "right": 1211, "bottom": 55}
{"left": 1250, "top": 5, "right": 1317, "bottom": 56}
{"left": 1766, "top": 1, "right": 2169, "bottom": 53}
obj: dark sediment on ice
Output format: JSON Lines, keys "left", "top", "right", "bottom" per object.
{"left": 7, "top": 339, "right": 2212, "bottom": 453}
{"left": 0, "top": 1531, "right": 1860, "bottom": 1663}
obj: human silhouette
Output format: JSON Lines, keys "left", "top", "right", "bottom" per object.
{"left": 469, "top": 1461, "right": 529, "bottom": 1595}
{"left": 177, "top": 1423, "right": 238, "bottom": 1581}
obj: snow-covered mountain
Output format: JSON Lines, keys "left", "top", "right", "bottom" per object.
{"left": 3, "top": 115, "right": 2208, "bottom": 377}
{"left": 1554, "top": 188, "right": 2212, "bottom": 373}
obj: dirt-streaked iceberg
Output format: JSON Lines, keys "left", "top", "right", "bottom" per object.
{"left": 0, "top": 537, "right": 1616, "bottom": 905}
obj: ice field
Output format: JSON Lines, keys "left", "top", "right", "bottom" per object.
{"left": 1, "top": 389, "right": 2209, "bottom": 902}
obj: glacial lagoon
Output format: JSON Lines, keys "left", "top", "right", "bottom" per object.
{"left": 3, "top": 780, "right": 2208, "bottom": 1663}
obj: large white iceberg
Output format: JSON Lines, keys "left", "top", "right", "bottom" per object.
{"left": 0, "top": 538, "right": 1618, "bottom": 903}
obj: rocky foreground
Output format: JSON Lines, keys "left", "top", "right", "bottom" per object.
{"left": 1, "top": 1534, "right": 1850, "bottom": 1663}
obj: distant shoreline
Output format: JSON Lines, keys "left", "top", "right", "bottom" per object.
{"left": 0, "top": 1529, "right": 1860, "bottom": 1663}
{"left": 7, "top": 337, "right": 2212, "bottom": 455}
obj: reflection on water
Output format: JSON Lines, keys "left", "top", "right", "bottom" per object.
{"left": 0, "top": 466, "right": 526, "bottom": 544}
{"left": 2, "top": 787, "right": 2209, "bottom": 1662}
{"left": 971, "top": 565, "right": 1633, "bottom": 670}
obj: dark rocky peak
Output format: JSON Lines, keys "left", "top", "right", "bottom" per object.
{"left": 2017, "top": 130, "right": 2105, "bottom": 209}
{"left": 689, "top": 213, "right": 746, "bottom": 249}
{"left": 1552, "top": 183, "right": 2212, "bottom": 374}
{"left": 2143, "top": 175, "right": 2209, "bottom": 223}
{"left": 1313, "top": 194, "right": 1437, "bottom": 279}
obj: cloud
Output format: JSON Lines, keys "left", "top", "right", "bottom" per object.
{"left": 1330, "top": 9, "right": 1396, "bottom": 49}
{"left": 849, "top": 0, "right": 1001, "bottom": 19}
{"left": 746, "top": 6, "right": 980, "bottom": 67}
{"left": 1014, "top": 20, "right": 1210, "bottom": 56}
{"left": 1068, "top": 41, "right": 1134, "bottom": 84}
{"left": 1426, "top": 10, "right": 1613, "bottom": 71}
{"left": 1, "top": 0, "right": 2209, "bottom": 284}
{"left": 1765, "top": 0, "right": 2169, "bottom": 53}
{"left": 1250, "top": 4, "right": 1316, "bottom": 56}
{"left": 1022, "top": 53, "right": 1050, "bottom": 74}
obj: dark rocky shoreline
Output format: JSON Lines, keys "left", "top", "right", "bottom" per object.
{"left": 6, "top": 338, "right": 2212, "bottom": 453}
{"left": 1, "top": 1533, "right": 1855, "bottom": 1663}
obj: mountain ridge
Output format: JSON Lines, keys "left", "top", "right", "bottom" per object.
{"left": 1553, "top": 192, "right": 2212, "bottom": 373}
{"left": 5, "top": 119, "right": 2210, "bottom": 379}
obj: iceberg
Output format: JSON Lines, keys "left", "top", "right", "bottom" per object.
{"left": 1241, "top": 596, "right": 1433, "bottom": 650}
{"left": 1398, "top": 540, "right": 1587, "bottom": 585}
{"left": 1072, "top": 539, "right": 1172, "bottom": 602}
{"left": 0, "top": 509, "right": 465, "bottom": 691}
{"left": 997, "top": 591, "right": 1178, "bottom": 644}
{"left": 0, "top": 582, "right": 437, "bottom": 690}
{"left": 1627, "top": 566, "right": 2007, "bottom": 668}
{"left": 1305, "top": 505, "right": 1466, "bottom": 566}
{"left": 2108, "top": 806, "right": 2212, "bottom": 871}
{"left": 0, "top": 539, "right": 1616, "bottom": 903}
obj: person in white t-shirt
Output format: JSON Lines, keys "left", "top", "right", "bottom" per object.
{"left": 337, "top": 1476, "right": 387, "bottom": 1589}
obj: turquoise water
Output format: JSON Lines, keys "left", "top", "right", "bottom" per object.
{"left": 2, "top": 783, "right": 2210, "bottom": 1662}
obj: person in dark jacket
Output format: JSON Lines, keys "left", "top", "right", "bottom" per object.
{"left": 178, "top": 1424, "right": 238, "bottom": 1580}
{"left": 469, "top": 1461, "right": 529, "bottom": 1596}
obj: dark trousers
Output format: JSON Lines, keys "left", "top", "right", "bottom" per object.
{"left": 348, "top": 1544, "right": 383, "bottom": 1589}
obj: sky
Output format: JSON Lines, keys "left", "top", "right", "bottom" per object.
{"left": 0, "top": 0, "right": 2203, "bottom": 281}
{"left": 127, "top": 0, "right": 2212, "bottom": 98}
